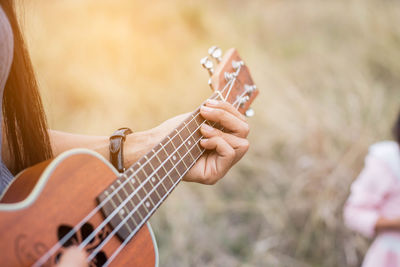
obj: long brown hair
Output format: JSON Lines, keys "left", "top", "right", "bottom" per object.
{"left": 1, "top": 0, "right": 52, "bottom": 174}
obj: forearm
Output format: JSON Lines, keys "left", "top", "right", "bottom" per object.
{"left": 49, "top": 115, "right": 187, "bottom": 170}
{"left": 49, "top": 129, "right": 159, "bottom": 168}
{"left": 50, "top": 130, "right": 108, "bottom": 158}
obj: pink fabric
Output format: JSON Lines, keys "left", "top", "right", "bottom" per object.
{"left": 344, "top": 141, "right": 400, "bottom": 267}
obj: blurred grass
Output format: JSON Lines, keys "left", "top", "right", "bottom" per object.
{"left": 20, "top": 0, "right": 400, "bottom": 266}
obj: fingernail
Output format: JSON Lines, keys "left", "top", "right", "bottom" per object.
{"left": 201, "top": 105, "right": 213, "bottom": 113}
{"left": 206, "top": 99, "right": 219, "bottom": 106}
{"left": 200, "top": 139, "right": 208, "bottom": 145}
{"left": 202, "top": 123, "right": 214, "bottom": 132}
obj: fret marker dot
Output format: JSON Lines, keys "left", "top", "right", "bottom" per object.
{"left": 151, "top": 177, "right": 156, "bottom": 183}
{"left": 119, "top": 209, "right": 125, "bottom": 216}
{"left": 173, "top": 155, "right": 177, "bottom": 161}
{"left": 146, "top": 201, "right": 150, "bottom": 208}
{"left": 188, "top": 141, "right": 191, "bottom": 145}
{"left": 131, "top": 179, "right": 135, "bottom": 184}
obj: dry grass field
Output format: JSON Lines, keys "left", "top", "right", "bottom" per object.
{"left": 19, "top": 0, "right": 400, "bottom": 266}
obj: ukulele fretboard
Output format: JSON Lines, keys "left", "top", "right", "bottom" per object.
{"left": 97, "top": 93, "right": 220, "bottom": 241}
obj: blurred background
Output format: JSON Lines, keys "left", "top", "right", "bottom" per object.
{"left": 19, "top": 0, "right": 400, "bottom": 266}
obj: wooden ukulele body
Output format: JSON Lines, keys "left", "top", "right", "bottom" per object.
{"left": 0, "top": 149, "right": 158, "bottom": 267}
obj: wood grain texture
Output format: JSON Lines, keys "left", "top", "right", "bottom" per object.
{"left": 0, "top": 152, "right": 156, "bottom": 266}
{"left": 1, "top": 160, "right": 51, "bottom": 204}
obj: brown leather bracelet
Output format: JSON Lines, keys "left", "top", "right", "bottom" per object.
{"left": 109, "top": 127, "right": 133, "bottom": 173}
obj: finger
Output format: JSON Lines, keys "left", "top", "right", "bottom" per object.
{"left": 199, "top": 136, "right": 235, "bottom": 183}
{"left": 200, "top": 136, "right": 235, "bottom": 158}
{"left": 57, "top": 247, "right": 87, "bottom": 267}
{"left": 200, "top": 106, "right": 250, "bottom": 138}
{"left": 205, "top": 99, "right": 246, "bottom": 122}
{"left": 200, "top": 124, "right": 249, "bottom": 163}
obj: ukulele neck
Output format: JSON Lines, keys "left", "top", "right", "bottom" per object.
{"left": 95, "top": 47, "right": 258, "bottom": 242}
{"left": 97, "top": 92, "right": 222, "bottom": 241}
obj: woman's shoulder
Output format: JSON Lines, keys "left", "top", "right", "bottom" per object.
{"left": 367, "top": 140, "right": 400, "bottom": 180}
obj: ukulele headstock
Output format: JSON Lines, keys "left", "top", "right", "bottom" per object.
{"left": 201, "top": 46, "right": 259, "bottom": 116}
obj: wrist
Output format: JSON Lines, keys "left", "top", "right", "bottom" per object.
{"left": 124, "top": 128, "right": 162, "bottom": 168}
{"left": 109, "top": 128, "right": 133, "bottom": 172}
{"left": 123, "top": 115, "right": 186, "bottom": 169}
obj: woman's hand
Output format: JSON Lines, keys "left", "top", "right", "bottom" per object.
{"left": 128, "top": 99, "right": 250, "bottom": 185}
{"left": 123, "top": 113, "right": 190, "bottom": 167}
{"left": 183, "top": 99, "right": 250, "bottom": 184}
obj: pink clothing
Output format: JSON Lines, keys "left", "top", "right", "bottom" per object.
{"left": 344, "top": 141, "right": 400, "bottom": 267}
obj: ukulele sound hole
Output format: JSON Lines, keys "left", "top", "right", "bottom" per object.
{"left": 56, "top": 222, "right": 109, "bottom": 267}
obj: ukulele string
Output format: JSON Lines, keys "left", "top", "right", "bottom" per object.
{"left": 78, "top": 78, "right": 236, "bottom": 250}
{"left": 95, "top": 68, "right": 247, "bottom": 266}
{"left": 88, "top": 90, "right": 248, "bottom": 265}
{"left": 33, "top": 78, "right": 236, "bottom": 266}
{"left": 101, "top": 91, "right": 247, "bottom": 266}
{"left": 81, "top": 77, "right": 240, "bottom": 257}
{"left": 90, "top": 128, "right": 207, "bottom": 263}
{"left": 223, "top": 64, "right": 242, "bottom": 102}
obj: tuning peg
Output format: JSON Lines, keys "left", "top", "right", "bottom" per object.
{"left": 208, "top": 78, "right": 214, "bottom": 91}
{"left": 245, "top": 108, "right": 255, "bottom": 117}
{"left": 224, "top": 71, "right": 238, "bottom": 82}
{"left": 238, "top": 95, "right": 250, "bottom": 107}
{"left": 200, "top": 56, "right": 214, "bottom": 76}
{"left": 232, "top": 60, "right": 244, "bottom": 70}
{"left": 208, "top": 46, "right": 222, "bottom": 63}
{"left": 244, "top": 84, "right": 257, "bottom": 95}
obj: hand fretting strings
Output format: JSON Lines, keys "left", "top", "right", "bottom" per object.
{"left": 105, "top": 98, "right": 245, "bottom": 266}
{"left": 34, "top": 65, "right": 244, "bottom": 266}
{"left": 89, "top": 91, "right": 247, "bottom": 265}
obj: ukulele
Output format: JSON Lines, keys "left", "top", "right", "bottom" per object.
{"left": 0, "top": 47, "right": 258, "bottom": 267}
